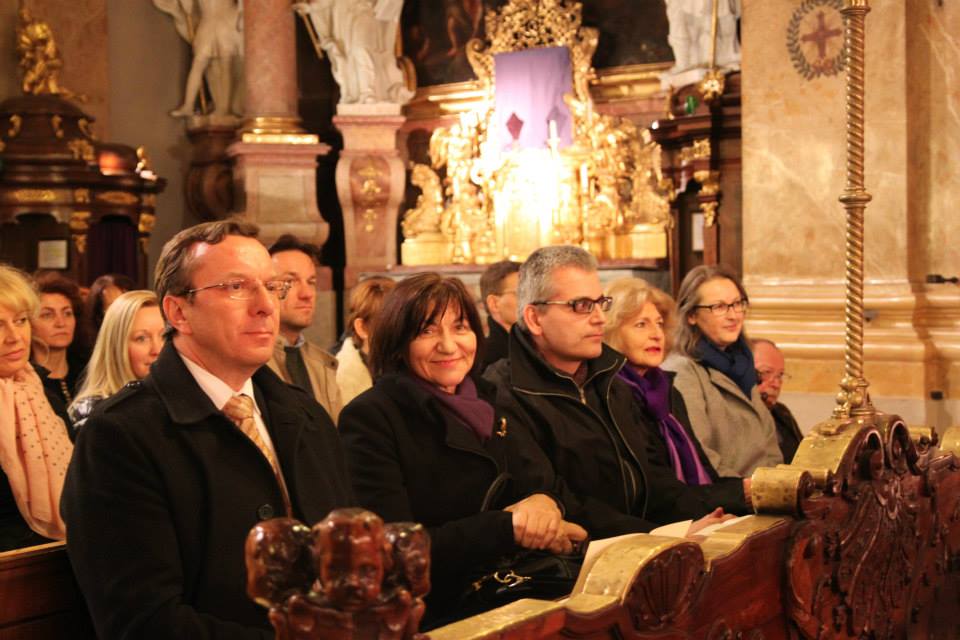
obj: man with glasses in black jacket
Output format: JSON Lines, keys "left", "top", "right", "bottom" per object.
{"left": 485, "top": 245, "right": 729, "bottom": 539}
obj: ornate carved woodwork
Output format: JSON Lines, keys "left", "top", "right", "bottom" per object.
{"left": 246, "top": 509, "right": 428, "bottom": 640}
{"left": 254, "top": 417, "right": 960, "bottom": 639}
{"left": 0, "top": 94, "right": 165, "bottom": 285}
{"left": 650, "top": 71, "right": 742, "bottom": 293}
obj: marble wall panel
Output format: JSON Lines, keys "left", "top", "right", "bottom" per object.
{"left": 742, "top": 0, "right": 911, "bottom": 284}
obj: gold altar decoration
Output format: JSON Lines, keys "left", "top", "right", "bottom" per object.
{"left": 15, "top": 4, "right": 83, "bottom": 100}
{"left": 400, "top": 0, "right": 672, "bottom": 265}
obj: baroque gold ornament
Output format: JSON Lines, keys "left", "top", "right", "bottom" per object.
{"left": 399, "top": 0, "right": 671, "bottom": 265}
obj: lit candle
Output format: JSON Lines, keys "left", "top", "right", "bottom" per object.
{"left": 548, "top": 119, "right": 558, "bottom": 142}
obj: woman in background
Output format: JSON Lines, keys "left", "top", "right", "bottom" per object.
{"left": 69, "top": 290, "right": 164, "bottom": 432}
{"left": 335, "top": 276, "right": 395, "bottom": 405}
{"left": 0, "top": 265, "right": 72, "bottom": 550}
{"left": 31, "top": 271, "right": 90, "bottom": 408}
{"left": 604, "top": 277, "right": 750, "bottom": 520}
{"left": 667, "top": 265, "right": 782, "bottom": 478}
{"left": 85, "top": 273, "right": 135, "bottom": 343}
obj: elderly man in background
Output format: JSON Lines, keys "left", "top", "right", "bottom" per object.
{"left": 61, "top": 220, "right": 353, "bottom": 639}
{"left": 479, "top": 260, "right": 520, "bottom": 371}
{"left": 753, "top": 338, "right": 804, "bottom": 463}
{"left": 267, "top": 234, "right": 343, "bottom": 422}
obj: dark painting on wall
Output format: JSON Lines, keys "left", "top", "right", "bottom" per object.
{"left": 401, "top": 0, "right": 674, "bottom": 88}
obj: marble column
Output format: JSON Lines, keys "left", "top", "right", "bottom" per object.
{"left": 226, "top": 0, "right": 330, "bottom": 244}
{"left": 226, "top": 0, "right": 335, "bottom": 344}
{"left": 239, "top": 0, "right": 303, "bottom": 135}
{"left": 333, "top": 104, "right": 408, "bottom": 285}
{"left": 740, "top": 1, "right": 960, "bottom": 430}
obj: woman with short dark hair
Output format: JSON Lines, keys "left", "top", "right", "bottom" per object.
{"left": 31, "top": 271, "right": 90, "bottom": 408}
{"left": 339, "top": 273, "right": 585, "bottom": 627}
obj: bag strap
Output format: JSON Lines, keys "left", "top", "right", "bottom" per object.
{"left": 479, "top": 472, "right": 513, "bottom": 511}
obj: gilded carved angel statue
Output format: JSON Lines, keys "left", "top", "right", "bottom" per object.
{"left": 153, "top": 0, "right": 244, "bottom": 118}
{"left": 15, "top": 6, "right": 82, "bottom": 99}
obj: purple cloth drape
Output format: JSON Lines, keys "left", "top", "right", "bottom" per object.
{"left": 493, "top": 46, "right": 574, "bottom": 151}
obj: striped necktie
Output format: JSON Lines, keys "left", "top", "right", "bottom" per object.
{"left": 222, "top": 393, "right": 291, "bottom": 516}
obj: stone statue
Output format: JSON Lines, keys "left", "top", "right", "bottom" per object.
{"left": 246, "top": 510, "right": 428, "bottom": 640}
{"left": 293, "top": 0, "right": 413, "bottom": 106}
{"left": 663, "top": 0, "right": 740, "bottom": 83}
{"left": 153, "top": 0, "right": 244, "bottom": 118}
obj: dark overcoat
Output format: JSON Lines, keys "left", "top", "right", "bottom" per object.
{"left": 339, "top": 373, "right": 542, "bottom": 622}
{"left": 61, "top": 341, "right": 354, "bottom": 640}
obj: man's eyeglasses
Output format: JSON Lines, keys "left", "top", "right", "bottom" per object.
{"left": 756, "top": 369, "right": 791, "bottom": 383}
{"left": 694, "top": 299, "right": 749, "bottom": 316}
{"left": 532, "top": 296, "right": 613, "bottom": 314}
{"left": 185, "top": 278, "right": 292, "bottom": 301}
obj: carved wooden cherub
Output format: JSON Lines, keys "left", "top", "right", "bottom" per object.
{"left": 246, "top": 509, "right": 429, "bottom": 640}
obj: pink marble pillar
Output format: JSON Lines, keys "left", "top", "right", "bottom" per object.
{"left": 241, "top": 0, "right": 302, "bottom": 133}
{"left": 333, "top": 107, "right": 408, "bottom": 281}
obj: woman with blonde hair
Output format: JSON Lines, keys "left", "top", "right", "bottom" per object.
{"left": 0, "top": 264, "right": 72, "bottom": 549}
{"left": 603, "top": 277, "right": 750, "bottom": 520}
{"left": 69, "top": 290, "right": 164, "bottom": 432}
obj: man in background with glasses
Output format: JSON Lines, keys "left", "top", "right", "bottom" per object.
{"left": 266, "top": 234, "right": 343, "bottom": 423}
{"left": 485, "top": 245, "right": 730, "bottom": 539}
{"left": 62, "top": 220, "right": 354, "bottom": 639}
{"left": 753, "top": 338, "right": 804, "bottom": 463}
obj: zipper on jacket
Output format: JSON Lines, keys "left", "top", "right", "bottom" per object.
{"left": 515, "top": 385, "right": 635, "bottom": 515}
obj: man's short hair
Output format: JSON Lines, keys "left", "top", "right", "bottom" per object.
{"left": 154, "top": 219, "right": 260, "bottom": 335}
{"left": 517, "top": 246, "right": 598, "bottom": 330}
{"left": 267, "top": 234, "right": 322, "bottom": 264}
{"left": 479, "top": 260, "right": 520, "bottom": 314}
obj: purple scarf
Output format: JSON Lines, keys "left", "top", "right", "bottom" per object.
{"left": 413, "top": 375, "right": 495, "bottom": 441}
{"left": 618, "top": 365, "right": 712, "bottom": 486}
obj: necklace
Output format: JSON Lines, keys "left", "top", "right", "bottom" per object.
{"left": 59, "top": 378, "right": 73, "bottom": 405}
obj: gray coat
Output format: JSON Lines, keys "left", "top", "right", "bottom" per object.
{"left": 666, "top": 356, "right": 782, "bottom": 477}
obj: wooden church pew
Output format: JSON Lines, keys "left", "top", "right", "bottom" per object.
{"left": 0, "top": 542, "right": 95, "bottom": 639}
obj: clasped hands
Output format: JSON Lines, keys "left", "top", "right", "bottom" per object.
{"left": 503, "top": 493, "right": 587, "bottom": 555}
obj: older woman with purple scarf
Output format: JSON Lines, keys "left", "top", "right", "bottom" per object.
{"left": 603, "top": 278, "right": 751, "bottom": 521}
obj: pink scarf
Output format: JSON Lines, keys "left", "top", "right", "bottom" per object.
{"left": 0, "top": 363, "right": 72, "bottom": 540}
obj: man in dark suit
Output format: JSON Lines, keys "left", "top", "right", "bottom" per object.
{"left": 479, "top": 260, "right": 520, "bottom": 371}
{"left": 61, "top": 220, "right": 354, "bottom": 639}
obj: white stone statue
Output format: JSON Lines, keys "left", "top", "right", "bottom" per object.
{"left": 294, "top": 0, "right": 413, "bottom": 106}
{"left": 153, "top": 0, "right": 244, "bottom": 118}
{"left": 663, "top": 0, "right": 740, "bottom": 85}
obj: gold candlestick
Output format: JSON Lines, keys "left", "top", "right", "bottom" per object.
{"left": 833, "top": 0, "right": 874, "bottom": 419}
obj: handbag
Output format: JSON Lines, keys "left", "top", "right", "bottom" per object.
{"left": 455, "top": 473, "right": 585, "bottom": 616}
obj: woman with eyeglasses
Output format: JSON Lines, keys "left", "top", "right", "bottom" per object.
{"left": 666, "top": 265, "right": 782, "bottom": 478}
{"left": 603, "top": 277, "right": 751, "bottom": 519}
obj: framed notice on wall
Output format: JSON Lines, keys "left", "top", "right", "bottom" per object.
{"left": 37, "top": 239, "right": 69, "bottom": 270}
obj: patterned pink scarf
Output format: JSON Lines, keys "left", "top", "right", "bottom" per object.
{"left": 0, "top": 363, "right": 72, "bottom": 540}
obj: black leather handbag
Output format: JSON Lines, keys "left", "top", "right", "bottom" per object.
{"left": 456, "top": 474, "right": 584, "bottom": 616}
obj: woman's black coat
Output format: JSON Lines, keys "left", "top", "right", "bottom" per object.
{"left": 339, "top": 373, "right": 546, "bottom": 621}
{"left": 633, "top": 373, "right": 750, "bottom": 522}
